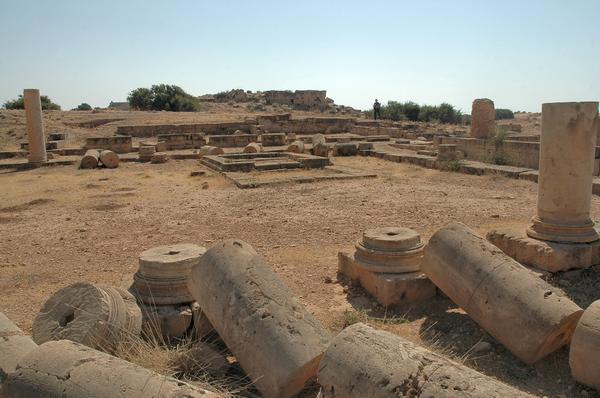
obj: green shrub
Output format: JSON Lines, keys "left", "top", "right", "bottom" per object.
{"left": 496, "top": 108, "right": 514, "bottom": 120}
{"left": 127, "top": 84, "right": 199, "bottom": 112}
{"left": 73, "top": 103, "right": 92, "bottom": 111}
{"left": 4, "top": 95, "right": 61, "bottom": 110}
{"left": 365, "top": 100, "right": 462, "bottom": 123}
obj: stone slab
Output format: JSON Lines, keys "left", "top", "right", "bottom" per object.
{"left": 338, "top": 252, "right": 436, "bottom": 306}
{"left": 486, "top": 227, "right": 600, "bottom": 272}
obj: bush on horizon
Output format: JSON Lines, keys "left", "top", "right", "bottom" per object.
{"left": 73, "top": 103, "right": 92, "bottom": 111}
{"left": 3, "top": 95, "right": 61, "bottom": 110}
{"left": 365, "top": 101, "right": 462, "bottom": 124}
{"left": 127, "top": 85, "right": 199, "bottom": 112}
{"left": 495, "top": 108, "right": 515, "bottom": 120}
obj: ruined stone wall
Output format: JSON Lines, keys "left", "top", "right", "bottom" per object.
{"left": 116, "top": 122, "right": 254, "bottom": 138}
{"left": 438, "top": 136, "right": 540, "bottom": 169}
{"left": 208, "top": 134, "right": 258, "bottom": 148}
{"left": 293, "top": 90, "right": 327, "bottom": 110}
{"left": 264, "top": 90, "right": 295, "bottom": 106}
{"left": 85, "top": 136, "right": 133, "bottom": 153}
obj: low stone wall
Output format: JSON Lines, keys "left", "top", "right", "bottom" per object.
{"left": 259, "top": 116, "right": 355, "bottom": 134}
{"left": 85, "top": 136, "right": 133, "bottom": 153}
{"left": 208, "top": 134, "right": 257, "bottom": 148}
{"left": 438, "top": 136, "right": 540, "bottom": 169}
{"left": 157, "top": 133, "right": 204, "bottom": 150}
{"left": 260, "top": 133, "right": 286, "bottom": 146}
{"left": 116, "top": 122, "right": 254, "bottom": 138}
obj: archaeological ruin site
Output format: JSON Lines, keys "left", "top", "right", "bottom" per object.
{"left": 1, "top": 87, "right": 600, "bottom": 398}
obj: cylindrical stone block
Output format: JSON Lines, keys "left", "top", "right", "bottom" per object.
{"left": 80, "top": 149, "right": 99, "bottom": 169}
{"left": 354, "top": 227, "right": 424, "bottom": 273}
{"left": 0, "top": 312, "right": 38, "bottom": 382}
{"left": 199, "top": 145, "right": 224, "bottom": 156}
{"left": 130, "top": 244, "right": 206, "bottom": 305}
{"left": 138, "top": 145, "right": 155, "bottom": 162}
{"left": 1, "top": 340, "right": 217, "bottom": 397}
{"left": 569, "top": 300, "right": 600, "bottom": 390}
{"left": 312, "top": 134, "right": 326, "bottom": 146}
{"left": 243, "top": 142, "right": 262, "bottom": 153}
{"left": 99, "top": 149, "right": 119, "bottom": 168}
{"left": 471, "top": 98, "right": 495, "bottom": 139}
{"left": 318, "top": 323, "right": 535, "bottom": 398}
{"left": 32, "top": 282, "right": 142, "bottom": 352}
{"left": 150, "top": 151, "right": 168, "bottom": 163}
{"left": 287, "top": 140, "right": 305, "bottom": 153}
{"left": 527, "top": 102, "right": 600, "bottom": 243}
{"left": 422, "top": 223, "right": 583, "bottom": 364}
{"left": 188, "top": 239, "right": 330, "bottom": 398}
{"left": 23, "top": 89, "right": 47, "bottom": 165}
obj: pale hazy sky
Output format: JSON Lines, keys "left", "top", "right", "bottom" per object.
{"left": 1, "top": 0, "right": 598, "bottom": 112}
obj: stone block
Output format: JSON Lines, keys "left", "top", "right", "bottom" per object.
{"left": 486, "top": 227, "right": 600, "bottom": 272}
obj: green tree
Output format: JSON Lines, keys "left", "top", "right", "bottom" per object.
{"left": 3, "top": 95, "right": 61, "bottom": 110}
{"left": 495, "top": 108, "right": 515, "bottom": 120}
{"left": 73, "top": 103, "right": 92, "bottom": 111}
{"left": 127, "top": 85, "right": 199, "bottom": 112}
{"left": 127, "top": 88, "right": 153, "bottom": 110}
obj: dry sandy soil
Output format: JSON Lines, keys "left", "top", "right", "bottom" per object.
{"left": 1, "top": 151, "right": 599, "bottom": 397}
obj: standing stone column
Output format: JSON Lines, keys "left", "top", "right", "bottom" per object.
{"left": 470, "top": 98, "right": 495, "bottom": 138}
{"left": 23, "top": 89, "right": 47, "bottom": 165}
{"left": 527, "top": 102, "right": 600, "bottom": 243}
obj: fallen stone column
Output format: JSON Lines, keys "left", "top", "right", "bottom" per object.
{"left": 79, "top": 149, "right": 99, "bottom": 169}
{"left": 0, "top": 312, "right": 38, "bottom": 382}
{"left": 569, "top": 300, "right": 600, "bottom": 390}
{"left": 287, "top": 140, "right": 305, "bottom": 153}
{"left": 318, "top": 323, "right": 534, "bottom": 398}
{"left": 199, "top": 145, "right": 224, "bottom": 156}
{"left": 99, "top": 149, "right": 119, "bottom": 168}
{"left": 422, "top": 223, "right": 583, "bottom": 364}
{"left": 188, "top": 239, "right": 330, "bottom": 398}
{"left": 243, "top": 142, "right": 262, "bottom": 153}
{"left": 23, "top": 89, "right": 47, "bottom": 166}
{"left": 1, "top": 340, "right": 217, "bottom": 397}
{"left": 32, "top": 283, "right": 142, "bottom": 353}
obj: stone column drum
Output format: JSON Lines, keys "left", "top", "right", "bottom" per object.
{"left": 471, "top": 98, "right": 495, "bottom": 139}
{"left": 23, "top": 89, "right": 47, "bottom": 165}
{"left": 527, "top": 102, "right": 600, "bottom": 243}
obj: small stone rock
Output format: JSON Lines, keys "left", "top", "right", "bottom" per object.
{"left": 201, "top": 182, "right": 209, "bottom": 189}
{"left": 324, "top": 276, "right": 333, "bottom": 284}
{"left": 190, "top": 170, "right": 206, "bottom": 177}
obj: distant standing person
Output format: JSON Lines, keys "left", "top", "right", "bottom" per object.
{"left": 373, "top": 99, "right": 381, "bottom": 120}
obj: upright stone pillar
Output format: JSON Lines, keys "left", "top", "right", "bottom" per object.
{"left": 470, "top": 98, "right": 495, "bottom": 139}
{"left": 527, "top": 102, "right": 599, "bottom": 243}
{"left": 23, "top": 89, "right": 47, "bottom": 165}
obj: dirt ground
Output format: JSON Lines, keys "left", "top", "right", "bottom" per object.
{"left": 1, "top": 153, "right": 598, "bottom": 397}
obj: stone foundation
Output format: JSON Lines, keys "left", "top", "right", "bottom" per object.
{"left": 338, "top": 252, "right": 435, "bottom": 306}
{"left": 486, "top": 227, "right": 600, "bottom": 272}
{"left": 86, "top": 136, "right": 133, "bottom": 153}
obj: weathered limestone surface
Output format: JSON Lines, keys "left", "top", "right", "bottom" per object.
{"left": 470, "top": 98, "right": 495, "bottom": 139}
{"left": 338, "top": 227, "right": 435, "bottom": 306}
{"left": 188, "top": 239, "right": 330, "bottom": 398}
{"left": 0, "top": 312, "right": 38, "bottom": 382}
{"left": 199, "top": 145, "right": 224, "bottom": 156}
{"left": 130, "top": 244, "right": 206, "bottom": 305}
{"left": 487, "top": 227, "right": 600, "bottom": 272}
{"left": 80, "top": 149, "right": 100, "bottom": 169}
{"left": 569, "top": 300, "right": 600, "bottom": 390}
{"left": 527, "top": 102, "right": 600, "bottom": 243}
{"left": 338, "top": 252, "right": 435, "bottom": 306}
{"left": 243, "top": 142, "right": 262, "bottom": 153}
{"left": 139, "top": 303, "right": 192, "bottom": 341}
{"left": 86, "top": 136, "right": 133, "bottom": 153}
{"left": 150, "top": 152, "right": 168, "bottom": 164}
{"left": 437, "top": 143, "right": 457, "bottom": 161}
{"left": 138, "top": 145, "right": 155, "bottom": 161}
{"left": 99, "top": 149, "right": 119, "bottom": 168}
{"left": 32, "top": 283, "right": 142, "bottom": 352}
{"left": 287, "top": 140, "right": 305, "bottom": 153}
{"left": 333, "top": 143, "right": 358, "bottom": 156}
{"left": 23, "top": 89, "right": 47, "bottom": 165}
{"left": 318, "top": 323, "right": 534, "bottom": 398}
{"left": 422, "top": 223, "right": 583, "bottom": 364}
{"left": 1, "top": 340, "right": 217, "bottom": 397}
